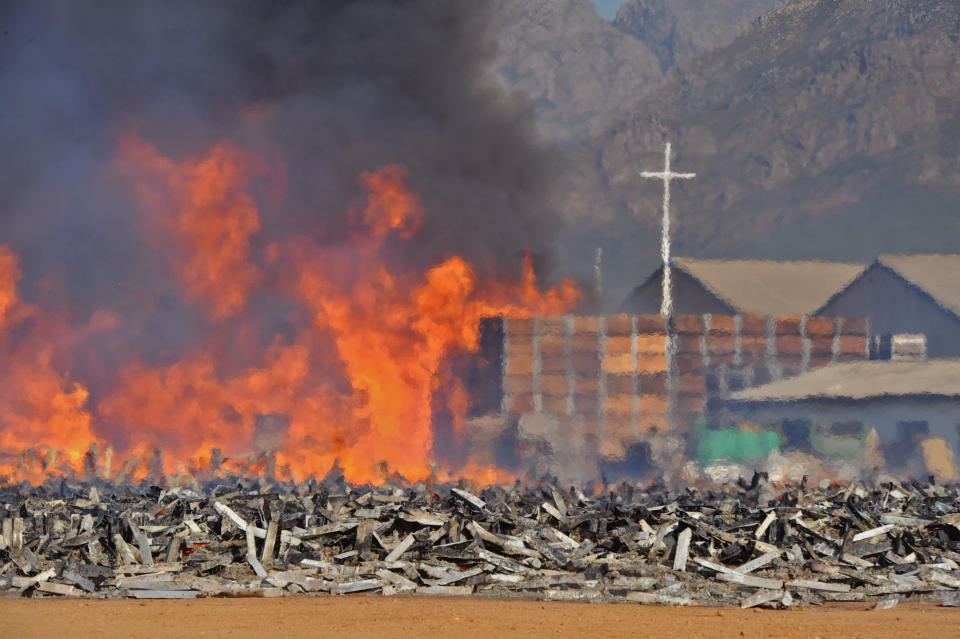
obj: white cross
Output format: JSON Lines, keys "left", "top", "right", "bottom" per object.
{"left": 639, "top": 142, "right": 695, "bottom": 317}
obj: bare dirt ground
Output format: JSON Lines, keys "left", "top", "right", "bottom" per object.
{"left": 2, "top": 597, "right": 959, "bottom": 639}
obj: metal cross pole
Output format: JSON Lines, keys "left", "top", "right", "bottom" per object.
{"left": 594, "top": 247, "right": 603, "bottom": 304}
{"left": 639, "top": 142, "right": 696, "bottom": 318}
{"left": 638, "top": 142, "right": 695, "bottom": 438}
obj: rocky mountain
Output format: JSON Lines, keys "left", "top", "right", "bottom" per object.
{"left": 489, "top": 0, "right": 789, "bottom": 146}
{"left": 490, "top": 0, "right": 663, "bottom": 145}
{"left": 562, "top": 0, "right": 960, "bottom": 307}
{"left": 613, "top": 0, "right": 787, "bottom": 72}
{"left": 488, "top": 0, "right": 796, "bottom": 306}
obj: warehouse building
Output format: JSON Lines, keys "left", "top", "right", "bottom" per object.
{"left": 620, "top": 258, "right": 866, "bottom": 317}
{"left": 816, "top": 254, "right": 960, "bottom": 358}
{"left": 727, "top": 358, "right": 960, "bottom": 478}
{"left": 622, "top": 255, "right": 960, "bottom": 359}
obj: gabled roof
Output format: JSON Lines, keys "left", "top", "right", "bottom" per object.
{"left": 670, "top": 258, "right": 866, "bottom": 316}
{"left": 876, "top": 254, "right": 960, "bottom": 318}
{"left": 729, "top": 359, "right": 960, "bottom": 404}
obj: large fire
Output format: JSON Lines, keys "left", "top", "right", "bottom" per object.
{"left": 0, "top": 248, "right": 101, "bottom": 483}
{"left": 0, "top": 133, "right": 579, "bottom": 485}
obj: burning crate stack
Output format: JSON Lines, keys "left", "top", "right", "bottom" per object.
{"left": 500, "top": 316, "right": 670, "bottom": 466}
{"left": 472, "top": 313, "right": 869, "bottom": 479}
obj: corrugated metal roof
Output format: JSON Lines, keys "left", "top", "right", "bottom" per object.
{"left": 878, "top": 254, "right": 960, "bottom": 318}
{"left": 729, "top": 359, "right": 960, "bottom": 403}
{"left": 673, "top": 258, "right": 866, "bottom": 316}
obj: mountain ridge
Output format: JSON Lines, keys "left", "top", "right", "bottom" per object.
{"left": 549, "top": 0, "right": 960, "bottom": 306}
{"left": 613, "top": 0, "right": 787, "bottom": 73}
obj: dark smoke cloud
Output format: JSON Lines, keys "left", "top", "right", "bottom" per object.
{"left": 0, "top": 0, "right": 565, "bottom": 361}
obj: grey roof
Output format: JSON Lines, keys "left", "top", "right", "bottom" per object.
{"left": 729, "top": 359, "right": 960, "bottom": 403}
{"left": 877, "top": 254, "right": 960, "bottom": 318}
{"left": 672, "top": 258, "right": 867, "bottom": 316}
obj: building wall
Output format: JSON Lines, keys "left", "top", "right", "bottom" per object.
{"left": 731, "top": 397, "right": 960, "bottom": 474}
{"left": 620, "top": 268, "right": 734, "bottom": 315}
{"left": 817, "top": 263, "right": 960, "bottom": 357}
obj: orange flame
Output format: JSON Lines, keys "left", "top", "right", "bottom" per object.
{"left": 52, "top": 134, "right": 579, "bottom": 485}
{"left": 0, "top": 248, "right": 100, "bottom": 482}
{"left": 115, "top": 133, "right": 263, "bottom": 320}
{"left": 0, "top": 247, "right": 20, "bottom": 330}
{"left": 291, "top": 168, "right": 578, "bottom": 481}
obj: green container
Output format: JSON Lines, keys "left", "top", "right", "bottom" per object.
{"left": 696, "top": 418, "right": 781, "bottom": 467}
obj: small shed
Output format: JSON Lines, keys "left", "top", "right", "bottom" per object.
{"left": 727, "top": 359, "right": 960, "bottom": 473}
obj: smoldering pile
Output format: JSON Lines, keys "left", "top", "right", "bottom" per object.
{"left": 3, "top": 475, "right": 960, "bottom": 608}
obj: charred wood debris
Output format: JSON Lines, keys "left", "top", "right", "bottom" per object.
{"left": 3, "top": 473, "right": 960, "bottom": 609}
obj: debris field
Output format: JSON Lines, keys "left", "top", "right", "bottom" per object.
{"left": 3, "top": 474, "right": 960, "bottom": 609}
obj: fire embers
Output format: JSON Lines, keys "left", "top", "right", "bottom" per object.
{"left": 0, "top": 133, "right": 579, "bottom": 486}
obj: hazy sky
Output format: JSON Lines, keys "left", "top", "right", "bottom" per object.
{"left": 591, "top": 0, "right": 624, "bottom": 20}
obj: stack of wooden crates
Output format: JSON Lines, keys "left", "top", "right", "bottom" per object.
{"left": 466, "top": 313, "right": 868, "bottom": 471}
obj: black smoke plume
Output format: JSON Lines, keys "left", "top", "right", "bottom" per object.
{"left": 0, "top": 0, "right": 565, "bottom": 374}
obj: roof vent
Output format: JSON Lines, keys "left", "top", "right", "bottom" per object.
{"left": 891, "top": 334, "right": 926, "bottom": 361}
